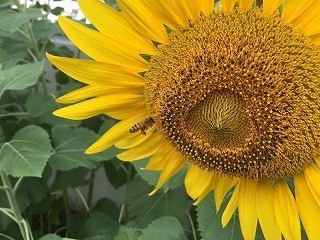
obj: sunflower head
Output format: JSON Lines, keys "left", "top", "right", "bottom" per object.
{"left": 48, "top": 0, "right": 320, "bottom": 239}
{"left": 145, "top": 9, "right": 320, "bottom": 180}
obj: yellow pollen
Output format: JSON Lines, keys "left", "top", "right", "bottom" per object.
{"left": 145, "top": 9, "right": 320, "bottom": 180}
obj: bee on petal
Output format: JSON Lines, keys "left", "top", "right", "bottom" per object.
{"left": 129, "top": 118, "right": 155, "bottom": 135}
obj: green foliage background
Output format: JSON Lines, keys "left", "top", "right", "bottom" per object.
{"left": 0, "top": 1, "right": 297, "bottom": 240}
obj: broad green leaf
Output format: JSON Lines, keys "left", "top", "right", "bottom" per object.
{"left": 0, "top": 9, "right": 42, "bottom": 33}
{"left": 115, "top": 227, "right": 141, "bottom": 240}
{"left": 39, "top": 234, "right": 63, "bottom": 240}
{"left": 139, "top": 217, "right": 186, "bottom": 240}
{"left": 67, "top": 212, "right": 88, "bottom": 239}
{"left": 0, "top": 61, "right": 44, "bottom": 98}
{"left": 32, "top": 20, "right": 63, "bottom": 41}
{"left": 93, "top": 198, "right": 120, "bottom": 221}
{"left": 103, "top": 160, "right": 127, "bottom": 189}
{"left": 49, "top": 126, "right": 118, "bottom": 171}
{"left": 126, "top": 176, "right": 188, "bottom": 228}
{"left": 0, "top": 125, "right": 52, "bottom": 177}
{"left": 0, "top": 0, "right": 10, "bottom": 6}
{"left": 0, "top": 50, "right": 27, "bottom": 70}
{"left": 132, "top": 158, "right": 187, "bottom": 190}
{"left": 84, "top": 211, "right": 119, "bottom": 238}
{"left": 196, "top": 193, "right": 243, "bottom": 240}
{"left": 16, "top": 177, "right": 50, "bottom": 212}
{"left": 51, "top": 168, "right": 90, "bottom": 192}
{"left": 25, "top": 93, "right": 80, "bottom": 126}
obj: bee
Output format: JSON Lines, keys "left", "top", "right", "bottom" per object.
{"left": 129, "top": 117, "right": 155, "bottom": 135}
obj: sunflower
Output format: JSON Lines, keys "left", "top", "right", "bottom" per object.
{"left": 47, "top": 0, "right": 320, "bottom": 239}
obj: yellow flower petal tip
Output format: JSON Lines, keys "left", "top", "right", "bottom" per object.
{"left": 52, "top": 109, "right": 64, "bottom": 118}
{"left": 148, "top": 189, "right": 158, "bottom": 196}
{"left": 84, "top": 147, "right": 98, "bottom": 155}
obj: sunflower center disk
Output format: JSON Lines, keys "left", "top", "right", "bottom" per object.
{"left": 145, "top": 9, "right": 320, "bottom": 180}
{"left": 186, "top": 90, "right": 254, "bottom": 150}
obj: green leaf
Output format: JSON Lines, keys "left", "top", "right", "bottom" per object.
{"left": 132, "top": 158, "right": 187, "bottom": 190}
{"left": 49, "top": 125, "right": 115, "bottom": 171}
{"left": 196, "top": 193, "right": 242, "bottom": 240}
{"left": 139, "top": 217, "right": 186, "bottom": 240}
{"left": 0, "top": 125, "right": 52, "bottom": 177}
{"left": 93, "top": 198, "right": 120, "bottom": 221}
{"left": 0, "top": 49, "right": 27, "bottom": 70}
{"left": 0, "top": 61, "right": 44, "bottom": 98}
{"left": 0, "top": 9, "right": 42, "bottom": 33}
{"left": 0, "top": 0, "right": 11, "bottom": 7}
{"left": 67, "top": 212, "right": 88, "bottom": 238}
{"left": 32, "top": 20, "right": 63, "bottom": 41}
{"left": 115, "top": 227, "right": 141, "bottom": 240}
{"left": 84, "top": 211, "right": 119, "bottom": 238}
{"left": 39, "top": 234, "right": 63, "bottom": 240}
{"left": 126, "top": 176, "right": 188, "bottom": 228}
{"left": 51, "top": 168, "right": 90, "bottom": 192}
{"left": 16, "top": 177, "right": 50, "bottom": 212}
{"left": 25, "top": 93, "right": 80, "bottom": 126}
{"left": 103, "top": 160, "right": 127, "bottom": 189}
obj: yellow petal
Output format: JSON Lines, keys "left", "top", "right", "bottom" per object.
{"left": 46, "top": 54, "right": 145, "bottom": 87}
{"left": 222, "top": 182, "right": 239, "bottom": 227}
{"left": 263, "top": 0, "right": 283, "bottom": 15}
{"left": 149, "top": 153, "right": 188, "bottom": 195}
{"left": 201, "top": 0, "right": 214, "bottom": 15}
{"left": 214, "top": 176, "right": 238, "bottom": 211}
{"left": 238, "top": 180, "right": 258, "bottom": 240}
{"left": 295, "top": 174, "right": 320, "bottom": 240}
{"left": 291, "top": 0, "right": 320, "bottom": 30}
{"left": 85, "top": 113, "right": 148, "bottom": 154}
{"left": 141, "top": 0, "right": 184, "bottom": 30}
{"left": 174, "top": 0, "right": 202, "bottom": 21}
{"left": 221, "top": 0, "right": 237, "bottom": 13}
{"left": 185, "top": 165, "right": 214, "bottom": 200}
{"left": 118, "top": 0, "right": 168, "bottom": 43}
{"left": 282, "top": 0, "right": 316, "bottom": 23}
{"left": 300, "top": 15, "right": 320, "bottom": 36}
{"left": 105, "top": 103, "right": 146, "bottom": 120}
{"left": 193, "top": 176, "right": 216, "bottom": 206}
{"left": 311, "top": 34, "right": 320, "bottom": 45}
{"left": 116, "top": 132, "right": 165, "bottom": 161}
{"left": 78, "top": 0, "right": 156, "bottom": 55}
{"left": 143, "top": 142, "right": 176, "bottom": 171}
{"left": 58, "top": 16, "right": 148, "bottom": 71}
{"left": 305, "top": 164, "right": 320, "bottom": 206}
{"left": 238, "top": 0, "right": 255, "bottom": 12}
{"left": 274, "top": 180, "right": 301, "bottom": 240}
{"left": 115, "top": 125, "right": 156, "bottom": 149}
{"left": 256, "top": 181, "right": 281, "bottom": 240}
{"left": 53, "top": 94, "right": 144, "bottom": 120}
{"left": 57, "top": 85, "right": 143, "bottom": 104}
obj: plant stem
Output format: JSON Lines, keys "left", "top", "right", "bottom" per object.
{"left": 0, "top": 233, "right": 15, "bottom": 240}
{"left": 187, "top": 211, "right": 197, "bottom": 240}
{"left": 75, "top": 188, "right": 90, "bottom": 212}
{"left": 0, "top": 171, "right": 31, "bottom": 240}
{"left": 0, "top": 112, "right": 30, "bottom": 118}
{"left": 119, "top": 163, "right": 133, "bottom": 224}
{"left": 12, "top": 0, "right": 49, "bottom": 95}
{"left": 62, "top": 189, "right": 71, "bottom": 221}
{"left": 13, "top": 177, "right": 24, "bottom": 194}
{"left": 87, "top": 171, "right": 95, "bottom": 208}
